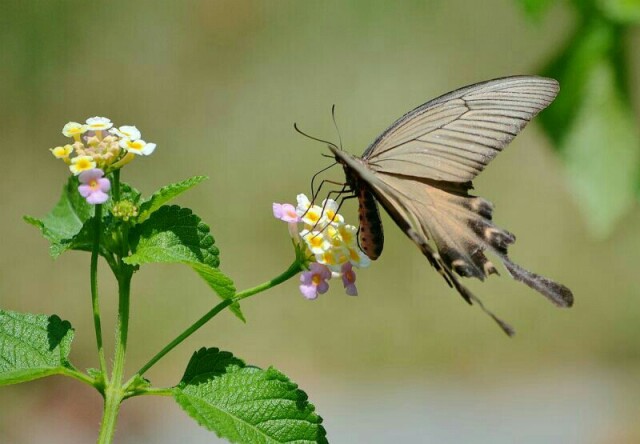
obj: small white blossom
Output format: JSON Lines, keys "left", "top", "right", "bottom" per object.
{"left": 62, "top": 122, "right": 87, "bottom": 138}
{"left": 85, "top": 116, "right": 113, "bottom": 131}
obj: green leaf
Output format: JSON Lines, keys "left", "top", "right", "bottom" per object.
{"left": 136, "top": 176, "right": 208, "bottom": 224}
{"left": 539, "top": 20, "right": 620, "bottom": 147}
{"left": 598, "top": 0, "right": 640, "bottom": 24}
{"left": 560, "top": 60, "right": 640, "bottom": 236}
{"left": 539, "top": 20, "right": 640, "bottom": 236}
{"left": 24, "top": 176, "right": 94, "bottom": 257}
{"left": 125, "top": 206, "right": 241, "bottom": 318}
{"left": 191, "top": 263, "right": 244, "bottom": 321}
{"left": 0, "top": 310, "right": 74, "bottom": 386}
{"left": 180, "top": 347, "right": 245, "bottom": 385}
{"left": 174, "top": 348, "right": 327, "bottom": 444}
{"left": 126, "top": 205, "right": 220, "bottom": 267}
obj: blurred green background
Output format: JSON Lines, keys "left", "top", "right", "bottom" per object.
{"left": 1, "top": 0, "right": 640, "bottom": 442}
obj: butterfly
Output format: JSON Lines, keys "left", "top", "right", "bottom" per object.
{"left": 324, "top": 76, "right": 573, "bottom": 336}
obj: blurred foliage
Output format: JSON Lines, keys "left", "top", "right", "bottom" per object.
{"left": 519, "top": 0, "right": 640, "bottom": 237}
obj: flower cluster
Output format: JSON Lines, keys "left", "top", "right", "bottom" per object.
{"left": 273, "top": 194, "right": 370, "bottom": 299}
{"left": 50, "top": 117, "right": 157, "bottom": 205}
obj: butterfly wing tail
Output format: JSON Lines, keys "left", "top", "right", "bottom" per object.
{"left": 407, "top": 228, "right": 515, "bottom": 337}
{"left": 500, "top": 256, "right": 574, "bottom": 307}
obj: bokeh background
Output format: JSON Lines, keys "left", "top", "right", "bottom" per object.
{"left": 1, "top": 1, "right": 640, "bottom": 442}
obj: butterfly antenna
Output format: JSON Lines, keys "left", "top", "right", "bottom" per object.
{"left": 293, "top": 123, "right": 339, "bottom": 150}
{"left": 331, "top": 104, "right": 344, "bottom": 151}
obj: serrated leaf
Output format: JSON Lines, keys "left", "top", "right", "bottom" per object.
{"left": 190, "top": 263, "right": 243, "bottom": 321}
{"left": 561, "top": 60, "right": 640, "bottom": 237}
{"left": 136, "top": 176, "right": 208, "bottom": 224}
{"left": 126, "top": 205, "right": 220, "bottom": 267}
{"left": 181, "top": 347, "right": 246, "bottom": 385}
{"left": 125, "top": 206, "right": 241, "bottom": 318}
{"left": 0, "top": 310, "right": 74, "bottom": 386}
{"left": 174, "top": 350, "right": 327, "bottom": 444}
{"left": 24, "top": 176, "right": 94, "bottom": 257}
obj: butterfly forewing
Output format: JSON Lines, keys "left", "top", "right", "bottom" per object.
{"left": 362, "top": 76, "right": 559, "bottom": 183}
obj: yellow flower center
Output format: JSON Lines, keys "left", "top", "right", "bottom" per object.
{"left": 308, "top": 235, "right": 323, "bottom": 249}
{"left": 312, "top": 274, "right": 322, "bottom": 285}
{"left": 89, "top": 179, "right": 100, "bottom": 190}
{"left": 77, "top": 158, "right": 91, "bottom": 168}
{"left": 307, "top": 211, "right": 320, "bottom": 224}
{"left": 127, "top": 140, "right": 143, "bottom": 151}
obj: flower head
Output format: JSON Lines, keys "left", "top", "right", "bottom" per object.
{"left": 274, "top": 193, "right": 371, "bottom": 299}
{"left": 119, "top": 138, "right": 156, "bottom": 156}
{"left": 78, "top": 169, "right": 111, "bottom": 204}
{"left": 70, "top": 155, "right": 97, "bottom": 175}
{"left": 52, "top": 117, "right": 156, "bottom": 174}
{"left": 299, "top": 263, "right": 332, "bottom": 300}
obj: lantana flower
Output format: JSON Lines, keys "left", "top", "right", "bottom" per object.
{"left": 119, "top": 138, "right": 156, "bottom": 156}
{"left": 341, "top": 262, "right": 358, "bottom": 296}
{"left": 78, "top": 169, "right": 111, "bottom": 205}
{"left": 85, "top": 116, "right": 113, "bottom": 132}
{"left": 299, "top": 263, "right": 331, "bottom": 300}
{"left": 70, "top": 155, "right": 97, "bottom": 175}
{"left": 62, "top": 122, "right": 87, "bottom": 140}
{"left": 110, "top": 125, "right": 141, "bottom": 140}
{"left": 50, "top": 144, "right": 73, "bottom": 160}
{"left": 274, "top": 193, "right": 370, "bottom": 299}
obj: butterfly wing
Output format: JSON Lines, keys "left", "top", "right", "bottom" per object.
{"left": 362, "top": 76, "right": 559, "bottom": 183}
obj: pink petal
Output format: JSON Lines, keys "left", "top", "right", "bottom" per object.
{"left": 273, "top": 203, "right": 284, "bottom": 219}
{"left": 299, "top": 271, "right": 313, "bottom": 285}
{"left": 97, "top": 178, "right": 111, "bottom": 192}
{"left": 78, "top": 168, "right": 104, "bottom": 184}
{"left": 299, "top": 284, "right": 318, "bottom": 300}
{"left": 78, "top": 184, "right": 92, "bottom": 197}
{"left": 344, "top": 283, "right": 358, "bottom": 296}
{"left": 86, "top": 190, "right": 109, "bottom": 204}
{"left": 316, "top": 280, "right": 329, "bottom": 294}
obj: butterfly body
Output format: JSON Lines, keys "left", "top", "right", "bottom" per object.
{"left": 338, "top": 154, "right": 385, "bottom": 259}
{"left": 325, "top": 76, "right": 573, "bottom": 335}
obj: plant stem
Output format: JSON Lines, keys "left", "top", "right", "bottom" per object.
{"left": 91, "top": 204, "right": 107, "bottom": 375}
{"left": 112, "top": 169, "right": 120, "bottom": 201}
{"left": 132, "top": 259, "right": 302, "bottom": 378}
{"left": 97, "top": 268, "right": 132, "bottom": 443}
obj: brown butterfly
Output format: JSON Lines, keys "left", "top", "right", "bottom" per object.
{"left": 324, "top": 76, "right": 573, "bottom": 335}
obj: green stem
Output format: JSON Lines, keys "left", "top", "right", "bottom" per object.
{"left": 91, "top": 204, "right": 107, "bottom": 375}
{"left": 97, "top": 269, "right": 132, "bottom": 443}
{"left": 60, "top": 367, "right": 98, "bottom": 389}
{"left": 132, "top": 259, "right": 302, "bottom": 378}
{"left": 112, "top": 169, "right": 121, "bottom": 201}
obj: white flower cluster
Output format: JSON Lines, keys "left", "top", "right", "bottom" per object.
{"left": 294, "top": 194, "right": 371, "bottom": 271}
{"left": 51, "top": 117, "right": 156, "bottom": 175}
